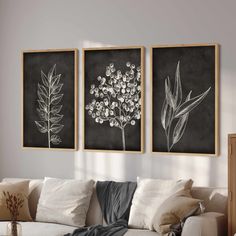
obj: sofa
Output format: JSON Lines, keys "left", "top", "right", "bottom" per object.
{"left": 0, "top": 178, "right": 228, "bottom": 236}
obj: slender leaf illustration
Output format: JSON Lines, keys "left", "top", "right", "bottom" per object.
{"left": 35, "top": 64, "right": 64, "bottom": 148}
{"left": 86, "top": 62, "right": 141, "bottom": 150}
{"left": 161, "top": 61, "right": 211, "bottom": 151}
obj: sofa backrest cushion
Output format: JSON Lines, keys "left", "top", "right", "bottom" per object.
{"left": 85, "top": 185, "right": 103, "bottom": 226}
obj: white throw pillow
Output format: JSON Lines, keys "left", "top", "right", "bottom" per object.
{"left": 36, "top": 177, "right": 94, "bottom": 227}
{"left": 128, "top": 177, "right": 193, "bottom": 230}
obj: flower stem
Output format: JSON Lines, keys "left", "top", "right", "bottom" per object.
{"left": 48, "top": 83, "right": 51, "bottom": 148}
{"left": 166, "top": 116, "right": 174, "bottom": 152}
{"left": 166, "top": 130, "right": 170, "bottom": 152}
{"left": 48, "top": 112, "right": 50, "bottom": 148}
{"left": 48, "top": 130, "right": 50, "bottom": 148}
{"left": 121, "top": 127, "right": 126, "bottom": 151}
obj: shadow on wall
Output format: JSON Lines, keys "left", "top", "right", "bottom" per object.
{"left": 74, "top": 151, "right": 226, "bottom": 187}
{"left": 73, "top": 40, "right": 227, "bottom": 188}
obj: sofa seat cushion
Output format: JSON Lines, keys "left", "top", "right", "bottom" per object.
{"left": 125, "top": 229, "right": 159, "bottom": 235}
{"left": 0, "top": 222, "right": 77, "bottom": 236}
{"left": 0, "top": 222, "right": 159, "bottom": 236}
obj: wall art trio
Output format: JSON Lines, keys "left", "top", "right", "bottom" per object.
{"left": 22, "top": 44, "right": 219, "bottom": 155}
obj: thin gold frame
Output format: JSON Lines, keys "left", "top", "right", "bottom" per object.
{"left": 150, "top": 43, "right": 219, "bottom": 156}
{"left": 21, "top": 48, "right": 78, "bottom": 151}
{"left": 82, "top": 46, "right": 145, "bottom": 153}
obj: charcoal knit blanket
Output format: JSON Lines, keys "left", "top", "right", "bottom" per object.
{"left": 65, "top": 181, "right": 137, "bottom": 236}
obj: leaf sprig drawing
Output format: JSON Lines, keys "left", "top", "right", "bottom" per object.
{"left": 86, "top": 62, "right": 141, "bottom": 150}
{"left": 35, "top": 64, "right": 64, "bottom": 148}
{"left": 161, "top": 61, "right": 211, "bottom": 151}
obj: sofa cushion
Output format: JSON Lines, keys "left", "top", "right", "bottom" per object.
{"left": 0, "top": 222, "right": 160, "bottom": 236}
{"left": 125, "top": 229, "right": 160, "bottom": 235}
{"left": 85, "top": 185, "right": 103, "bottom": 226}
{"left": 0, "top": 181, "right": 32, "bottom": 221}
{"left": 181, "top": 212, "right": 227, "bottom": 236}
{"left": 191, "top": 187, "right": 228, "bottom": 216}
{"left": 128, "top": 177, "right": 193, "bottom": 230}
{"left": 0, "top": 221, "right": 77, "bottom": 236}
{"left": 36, "top": 177, "right": 94, "bottom": 227}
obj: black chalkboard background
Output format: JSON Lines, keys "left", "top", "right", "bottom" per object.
{"left": 84, "top": 48, "right": 142, "bottom": 151}
{"left": 152, "top": 46, "right": 216, "bottom": 154}
{"left": 23, "top": 50, "right": 76, "bottom": 149}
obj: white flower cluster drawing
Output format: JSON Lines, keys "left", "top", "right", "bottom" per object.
{"left": 86, "top": 62, "right": 141, "bottom": 150}
{"left": 35, "top": 64, "right": 64, "bottom": 148}
{"left": 161, "top": 61, "right": 211, "bottom": 151}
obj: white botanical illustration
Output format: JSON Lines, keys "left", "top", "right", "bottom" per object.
{"left": 86, "top": 62, "right": 141, "bottom": 151}
{"left": 161, "top": 61, "right": 211, "bottom": 151}
{"left": 35, "top": 64, "right": 64, "bottom": 148}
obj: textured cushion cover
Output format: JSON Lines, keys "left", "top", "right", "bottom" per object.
{"left": 0, "top": 181, "right": 32, "bottom": 221}
{"left": 128, "top": 177, "right": 193, "bottom": 230}
{"left": 36, "top": 178, "right": 94, "bottom": 227}
{"left": 152, "top": 191, "right": 201, "bottom": 234}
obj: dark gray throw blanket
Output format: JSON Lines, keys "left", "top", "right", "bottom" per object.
{"left": 65, "top": 181, "right": 137, "bottom": 236}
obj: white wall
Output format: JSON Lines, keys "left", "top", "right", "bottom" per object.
{"left": 0, "top": 0, "right": 235, "bottom": 187}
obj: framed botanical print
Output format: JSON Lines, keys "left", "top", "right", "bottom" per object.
{"left": 151, "top": 44, "right": 219, "bottom": 155}
{"left": 22, "top": 49, "right": 78, "bottom": 150}
{"left": 83, "top": 46, "right": 144, "bottom": 153}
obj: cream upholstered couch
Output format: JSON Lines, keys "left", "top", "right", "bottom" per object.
{"left": 0, "top": 178, "right": 228, "bottom": 236}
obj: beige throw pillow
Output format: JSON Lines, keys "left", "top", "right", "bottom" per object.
{"left": 128, "top": 177, "right": 193, "bottom": 230}
{"left": 36, "top": 177, "right": 94, "bottom": 227}
{"left": 153, "top": 192, "right": 202, "bottom": 234}
{"left": 0, "top": 181, "right": 32, "bottom": 221}
{"left": 2, "top": 178, "right": 43, "bottom": 219}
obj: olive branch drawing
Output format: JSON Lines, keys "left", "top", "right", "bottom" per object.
{"left": 35, "top": 64, "right": 64, "bottom": 148}
{"left": 161, "top": 61, "right": 211, "bottom": 151}
{"left": 86, "top": 62, "right": 141, "bottom": 150}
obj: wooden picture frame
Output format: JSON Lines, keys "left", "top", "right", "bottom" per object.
{"left": 22, "top": 49, "right": 78, "bottom": 150}
{"left": 228, "top": 133, "right": 236, "bottom": 236}
{"left": 83, "top": 46, "right": 144, "bottom": 153}
{"left": 151, "top": 44, "right": 219, "bottom": 156}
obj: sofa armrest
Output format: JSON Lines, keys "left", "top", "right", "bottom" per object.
{"left": 181, "top": 212, "right": 227, "bottom": 236}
